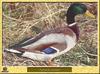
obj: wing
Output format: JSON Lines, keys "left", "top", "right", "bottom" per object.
{"left": 9, "top": 26, "right": 75, "bottom": 52}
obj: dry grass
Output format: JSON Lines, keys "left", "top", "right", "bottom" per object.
{"left": 2, "top": 2, "right": 97, "bottom": 66}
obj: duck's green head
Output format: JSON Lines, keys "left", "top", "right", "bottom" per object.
{"left": 67, "top": 3, "right": 87, "bottom": 15}
{"left": 66, "top": 3, "right": 95, "bottom": 24}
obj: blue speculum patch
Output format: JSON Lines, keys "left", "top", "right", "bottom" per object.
{"left": 42, "top": 47, "right": 57, "bottom": 54}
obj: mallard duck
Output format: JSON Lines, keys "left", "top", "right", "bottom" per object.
{"left": 4, "top": 3, "right": 95, "bottom": 66}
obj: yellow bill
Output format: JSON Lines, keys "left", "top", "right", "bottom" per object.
{"left": 84, "top": 10, "right": 95, "bottom": 18}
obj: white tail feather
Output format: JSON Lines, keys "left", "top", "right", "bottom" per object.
{"left": 4, "top": 48, "right": 53, "bottom": 61}
{"left": 22, "top": 52, "right": 53, "bottom": 61}
{"left": 4, "top": 48, "right": 21, "bottom": 53}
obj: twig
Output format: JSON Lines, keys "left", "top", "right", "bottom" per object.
{"left": 81, "top": 19, "right": 97, "bottom": 25}
{"left": 45, "top": 3, "right": 53, "bottom": 25}
{"left": 20, "top": 59, "right": 34, "bottom": 65}
{"left": 78, "top": 45, "right": 97, "bottom": 57}
{"left": 3, "top": 12, "right": 21, "bottom": 22}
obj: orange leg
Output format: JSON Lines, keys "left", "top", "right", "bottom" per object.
{"left": 46, "top": 59, "right": 58, "bottom": 66}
